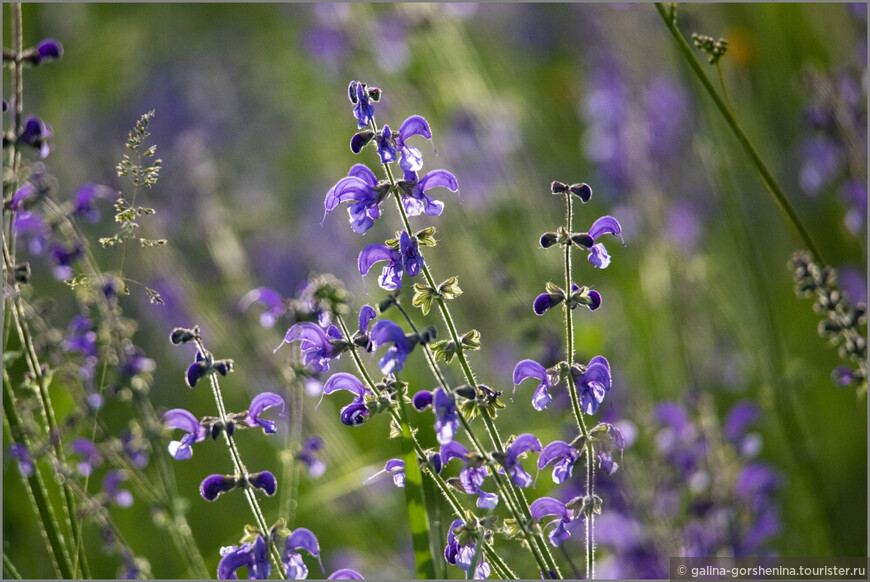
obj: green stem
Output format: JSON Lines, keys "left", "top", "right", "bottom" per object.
{"left": 654, "top": 2, "right": 824, "bottom": 264}
{"left": 3, "top": 376, "right": 75, "bottom": 579}
{"left": 3, "top": 552, "right": 22, "bottom": 579}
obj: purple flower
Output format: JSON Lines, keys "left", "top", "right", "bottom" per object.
{"left": 318, "top": 373, "right": 370, "bottom": 427}
{"left": 512, "top": 359, "right": 557, "bottom": 411}
{"left": 574, "top": 215, "right": 625, "bottom": 269}
{"left": 244, "top": 392, "right": 285, "bottom": 434}
{"left": 327, "top": 569, "right": 364, "bottom": 580}
{"left": 73, "top": 183, "right": 114, "bottom": 223}
{"left": 433, "top": 387, "right": 460, "bottom": 445}
{"left": 396, "top": 115, "right": 433, "bottom": 172}
{"left": 200, "top": 474, "right": 238, "bottom": 501}
{"left": 8, "top": 443, "right": 34, "bottom": 477}
{"left": 364, "top": 458, "right": 405, "bottom": 488}
{"left": 369, "top": 319, "right": 412, "bottom": 374}
{"left": 504, "top": 433, "right": 541, "bottom": 487}
{"left": 358, "top": 243, "right": 403, "bottom": 292}
{"left": 530, "top": 497, "right": 572, "bottom": 547}
{"left": 440, "top": 441, "right": 498, "bottom": 509}
{"left": 398, "top": 169, "right": 459, "bottom": 217}
{"left": 218, "top": 542, "right": 254, "bottom": 579}
{"left": 35, "top": 38, "right": 63, "bottom": 63}
{"left": 248, "top": 470, "right": 277, "bottom": 496}
{"left": 376, "top": 125, "right": 397, "bottom": 164}
{"left": 239, "top": 287, "right": 287, "bottom": 328}
{"left": 70, "top": 438, "right": 103, "bottom": 476}
{"left": 348, "top": 80, "right": 376, "bottom": 129}
{"left": 399, "top": 230, "right": 424, "bottom": 276}
{"left": 64, "top": 315, "right": 97, "bottom": 357}
{"left": 724, "top": 401, "right": 760, "bottom": 443}
{"left": 412, "top": 389, "right": 433, "bottom": 410}
{"left": 296, "top": 435, "right": 326, "bottom": 478}
{"left": 572, "top": 356, "right": 612, "bottom": 415}
{"left": 323, "top": 164, "right": 388, "bottom": 234}
{"left": 594, "top": 423, "right": 625, "bottom": 476}
{"left": 283, "top": 528, "right": 323, "bottom": 580}
{"left": 48, "top": 242, "right": 83, "bottom": 280}
{"left": 444, "top": 519, "right": 491, "bottom": 579}
{"left": 18, "top": 115, "right": 52, "bottom": 158}
{"left": 163, "top": 408, "right": 208, "bottom": 460}
{"left": 358, "top": 304, "right": 377, "bottom": 337}
{"left": 275, "top": 322, "right": 344, "bottom": 373}
{"left": 12, "top": 211, "right": 50, "bottom": 255}
{"left": 102, "top": 471, "right": 133, "bottom": 508}
{"left": 538, "top": 440, "right": 580, "bottom": 484}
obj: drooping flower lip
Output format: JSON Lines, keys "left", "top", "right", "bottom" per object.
{"left": 244, "top": 392, "right": 286, "bottom": 434}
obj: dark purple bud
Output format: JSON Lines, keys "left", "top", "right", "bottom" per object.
{"left": 540, "top": 232, "right": 558, "bottom": 248}
{"left": 200, "top": 474, "right": 237, "bottom": 501}
{"left": 587, "top": 289, "right": 602, "bottom": 311}
{"left": 453, "top": 385, "right": 477, "bottom": 400}
{"left": 571, "top": 233, "right": 594, "bottom": 249}
{"left": 550, "top": 181, "right": 569, "bottom": 194}
{"left": 186, "top": 361, "right": 208, "bottom": 387}
{"left": 248, "top": 470, "right": 277, "bottom": 496}
{"left": 36, "top": 38, "right": 63, "bottom": 63}
{"left": 170, "top": 327, "right": 197, "bottom": 345}
{"left": 213, "top": 359, "right": 234, "bottom": 376}
{"left": 430, "top": 452, "right": 443, "bottom": 474}
{"left": 569, "top": 183, "right": 592, "bottom": 202}
{"left": 350, "top": 130, "right": 375, "bottom": 154}
{"left": 533, "top": 293, "right": 564, "bottom": 315}
{"left": 412, "top": 390, "right": 433, "bottom": 410}
{"left": 211, "top": 423, "right": 223, "bottom": 440}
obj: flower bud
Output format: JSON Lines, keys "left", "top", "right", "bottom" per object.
{"left": 550, "top": 181, "right": 569, "bottom": 194}
{"left": 569, "top": 183, "right": 592, "bottom": 202}
{"left": 200, "top": 474, "right": 238, "bottom": 501}
{"left": 540, "top": 232, "right": 558, "bottom": 248}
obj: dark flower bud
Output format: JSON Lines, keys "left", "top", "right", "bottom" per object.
{"left": 569, "top": 183, "right": 592, "bottom": 202}
{"left": 170, "top": 327, "right": 197, "bottom": 345}
{"left": 36, "top": 38, "right": 63, "bottom": 63}
{"left": 533, "top": 292, "right": 565, "bottom": 315}
{"left": 211, "top": 422, "right": 224, "bottom": 440}
{"left": 429, "top": 452, "right": 442, "bottom": 474}
{"left": 412, "top": 390, "right": 433, "bottom": 411}
{"left": 226, "top": 421, "right": 234, "bottom": 437}
{"left": 247, "top": 470, "right": 277, "bottom": 496}
{"left": 186, "top": 361, "right": 208, "bottom": 387}
{"left": 540, "top": 232, "right": 559, "bottom": 248}
{"left": 571, "top": 233, "right": 594, "bottom": 249}
{"left": 13, "top": 262, "right": 30, "bottom": 283}
{"left": 200, "top": 474, "right": 238, "bottom": 501}
{"left": 213, "top": 359, "right": 234, "bottom": 376}
{"left": 418, "top": 325, "right": 437, "bottom": 345}
{"left": 367, "top": 87, "right": 381, "bottom": 102}
{"left": 550, "top": 181, "right": 569, "bottom": 194}
{"left": 454, "top": 385, "right": 478, "bottom": 400}
{"left": 350, "top": 130, "right": 375, "bottom": 154}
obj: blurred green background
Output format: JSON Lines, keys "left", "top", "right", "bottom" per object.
{"left": 3, "top": 3, "right": 867, "bottom": 579}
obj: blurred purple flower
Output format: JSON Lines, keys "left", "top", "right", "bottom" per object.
{"left": 73, "top": 183, "right": 115, "bottom": 223}
{"left": 163, "top": 408, "right": 207, "bottom": 460}
{"left": 239, "top": 287, "right": 287, "bottom": 328}
{"left": 244, "top": 392, "right": 285, "bottom": 434}
{"left": 433, "top": 387, "right": 459, "bottom": 445}
{"left": 364, "top": 458, "right": 405, "bottom": 488}
{"left": 8, "top": 443, "right": 34, "bottom": 477}
{"left": 297, "top": 435, "right": 326, "bottom": 478}
{"left": 102, "top": 470, "right": 133, "bottom": 508}
{"left": 70, "top": 438, "right": 102, "bottom": 476}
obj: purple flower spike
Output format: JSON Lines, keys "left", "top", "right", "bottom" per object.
{"left": 248, "top": 471, "right": 277, "bottom": 496}
{"left": 370, "top": 319, "right": 412, "bottom": 374}
{"left": 574, "top": 355, "right": 612, "bottom": 415}
{"left": 513, "top": 359, "right": 556, "bottom": 411}
{"left": 245, "top": 392, "right": 285, "bottom": 434}
{"left": 377, "top": 125, "right": 397, "bottom": 164}
{"left": 530, "top": 497, "right": 572, "bottom": 547}
{"left": 323, "top": 164, "right": 384, "bottom": 234}
{"left": 358, "top": 244, "right": 403, "bottom": 292}
{"left": 433, "top": 387, "right": 460, "bottom": 445}
{"left": 36, "top": 38, "right": 63, "bottom": 63}
{"left": 200, "top": 474, "right": 237, "bottom": 501}
{"left": 538, "top": 440, "right": 580, "bottom": 484}
{"left": 505, "top": 433, "right": 542, "bottom": 487}
{"left": 319, "top": 373, "right": 370, "bottom": 427}
{"left": 397, "top": 115, "right": 433, "bottom": 173}
{"left": 239, "top": 287, "right": 286, "bottom": 328}
{"left": 218, "top": 543, "right": 254, "bottom": 580}
{"left": 276, "top": 322, "right": 343, "bottom": 373}
{"left": 284, "top": 527, "right": 324, "bottom": 580}
{"left": 401, "top": 169, "right": 459, "bottom": 217}
{"left": 412, "top": 389, "right": 433, "bottom": 410}
{"left": 328, "top": 569, "right": 364, "bottom": 580}
{"left": 163, "top": 408, "right": 208, "bottom": 460}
